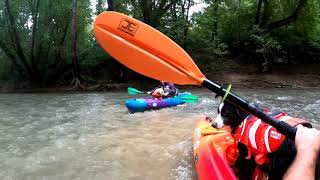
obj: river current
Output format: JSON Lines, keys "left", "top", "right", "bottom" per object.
{"left": 0, "top": 88, "right": 319, "bottom": 180}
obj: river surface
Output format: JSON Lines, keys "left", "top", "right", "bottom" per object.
{"left": 0, "top": 88, "right": 319, "bottom": 180}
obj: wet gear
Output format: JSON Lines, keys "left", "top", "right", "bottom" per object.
{"left": 234, "top": 111, "right": 311, "bottom": 165}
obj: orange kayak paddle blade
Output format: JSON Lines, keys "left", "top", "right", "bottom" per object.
{"left": 94, "top": 11, "right": 205, "bottom": 85}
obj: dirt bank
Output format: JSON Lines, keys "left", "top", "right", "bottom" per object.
{"left": 207, "top": 73, "right": 320, "bottom": 88}
{"left": 1, "top": 59, "right": 319, "bottom": 93}
{"left": 203, "top": 58, "right": 320, "bottom": 89}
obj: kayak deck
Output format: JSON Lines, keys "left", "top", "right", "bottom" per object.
{"left": 125, "top": 92, "right": 192, "bottom": 113}
{"left": 125, "top": 96, "right": 184, "bottom": 113}
{"left": 193, "top": 117, "right": 238, "bottom": 180}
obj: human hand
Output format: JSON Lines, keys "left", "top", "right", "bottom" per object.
{"left": 295, "top": 124, "right": 320, "bottom": 154}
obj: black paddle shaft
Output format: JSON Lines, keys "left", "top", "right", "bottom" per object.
{"left": 202, "top": 78, "right": 297, "bottom": 140}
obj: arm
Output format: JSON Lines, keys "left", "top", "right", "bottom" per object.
{"left": 283, "top": 125, "right": 320, "bottom": 180}
{"left": 148, "top": 85, "right": 162, "bottom": 94}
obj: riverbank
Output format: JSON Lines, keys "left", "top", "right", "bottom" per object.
{"left": 198, "top": 57, "right": 320, "bottom": 89}
{"left": 1, "top": 59, "right": 319, "bottom": 93}
{"left": 1, "top": 73, "right": 319, "bottom": 93}
{"left": 208, "top": 73, "right": 320, "bottom": 89}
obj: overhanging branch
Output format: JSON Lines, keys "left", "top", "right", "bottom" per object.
{"left": 267, "top": 0, "right": 307, "bottom": 31}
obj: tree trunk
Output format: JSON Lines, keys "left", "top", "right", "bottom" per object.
{"left": 153, "top": 0, "right": 178, "bottom": 27}
{"left": 211, "top": 0, "right": 219, "bottom": 47}
{"left": 141, "top": 0, "right": 151, "bottom": 25}
{"left": 0, "top": 41, "right": 25, "bottom": 77}
{"left": 44, "top": 0, "right": 54, "bottom": 60}
{"left": 30, "top": 0, "right": 40, "bottom": 70}
{"left": 96, "top": 0, "right": 104, "bottom": 15}
{"left": 68, "top": 0, "right": 85, "bottom": 90}
{"left": 238, "top": 0, "right": 241, "bottom": 41}
{"left": 71, "top": 0, "right": 79, "bottom": 79}
{"left": 4, "top": 0, "right": 33, "bottom": 79}
{"left": 183, "top": 0, "right": 191, "bottom": 49}
{"left": 260, "top": 0, "right": 271, "bottom": 28}
{"left": 137, "top": 0, "right": 178, "bottom": 27}
{"left": 255, "top": 0, "right": 263, "bottom": 25}
{"left": 52, "top": 17, "right": 70, "bottom": 69}
{"left": 267, "top": 0, "right": 307, "bottom": 31}
{"left": 107, "top": 0, "right": 114, "bottom": 11}
{"left": 170, "top": 3, "right": 179, "bottom": 38}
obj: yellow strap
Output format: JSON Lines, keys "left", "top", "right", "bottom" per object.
{"left": 221, "top": 84, "right": 232, "bottom": 103}
{"left": 201, "top": 125, "right": 225, "bottom": 135}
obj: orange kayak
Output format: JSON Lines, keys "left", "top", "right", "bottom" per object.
{"left": 193, "top": 117, "right": 239, "bottom": 180}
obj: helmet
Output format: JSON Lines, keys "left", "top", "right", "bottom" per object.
{"left": 160, "top": 81, "right": 167, "bottom": 85}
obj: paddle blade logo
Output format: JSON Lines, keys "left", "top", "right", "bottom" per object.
{"left": 118, "top": 18, "right": 139, "bottom": 36}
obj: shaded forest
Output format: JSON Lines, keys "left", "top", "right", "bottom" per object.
{"left": 1, "top": 0, "right": 320, "bottom": 90}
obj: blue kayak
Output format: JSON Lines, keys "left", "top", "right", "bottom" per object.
{"left": 125, "top": 92, "right": 191, "bottom": 113}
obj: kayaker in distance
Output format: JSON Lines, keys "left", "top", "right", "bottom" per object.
{"left": 148, "top": 81, "right": 178, "bottom": 99}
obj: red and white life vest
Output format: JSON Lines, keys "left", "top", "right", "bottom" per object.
{"left": 233, "top": 111, "right": 311, "bottom": 165}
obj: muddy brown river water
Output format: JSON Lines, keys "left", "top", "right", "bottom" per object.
{"left": 0, "top": 88, "right": 319, "bottom": 180}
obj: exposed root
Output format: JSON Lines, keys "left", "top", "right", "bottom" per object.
{"left": 68, "top": 77, "right": 86, "bottom": 91}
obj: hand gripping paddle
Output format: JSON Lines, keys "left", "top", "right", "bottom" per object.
{"left": 94, "top": 11, "right": 296, "bottom": 140}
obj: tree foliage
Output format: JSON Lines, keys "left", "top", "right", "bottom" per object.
{"left": 0, "top": 0, "right": 320, "bottom": 86}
